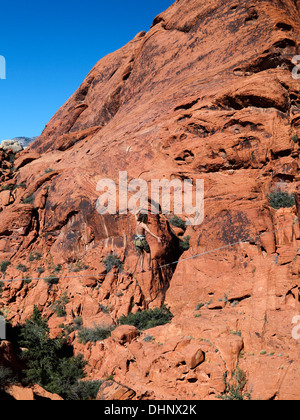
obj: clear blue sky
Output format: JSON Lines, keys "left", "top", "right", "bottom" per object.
{"left": 0, "top": 0, "right": 173, "bottom": 140}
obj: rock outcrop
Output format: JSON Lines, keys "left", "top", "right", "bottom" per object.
{"left": 0, "top": 0, "right": 300, "bottom": 400}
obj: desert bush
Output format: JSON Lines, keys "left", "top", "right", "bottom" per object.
{"left": 23, "top": 195, "right": 34, "bottom": 204}
{"left": 73, "top": 317, "right": 83, "bottom": 330}
{"left": 77, "top": 325, "right": 115, "bottom": 344}
{"left": 51, "top": 293, "right": 69, "bottom": 317}
{"left": 179, "top": 235, "right": 190, "bottom": 252}
{"left": 0, "top": 260, "right": 10, "bottom": 274}
{"left": 17, "top": 264, "right": 28, "bottom": 273}
{"left": 67, "top": 380, "right": 103, "bottom": 400}
{"left": 44, "top": 275, "right": 59, "bottom": 285}
{"left": 103, "top": 255, "right": 123, "bottom": 273}
{"left": 170, "top": 215, "right": 186, "bottom": 230}
{"left": 268, "top": 191, "right": 295, "bottom": 210}
{"left": 29, "top": 251, "right": 42, "bottom": 262}
{"left": 218, "top": 367, "right": 251, "bottom": 400}
{"left": 19, "top": 306, "right": 89, "bottom": 400}
{"left": 117, "top": 305, "right": 173, "bottom": 331}
{"left": 68, "top": 261, "right": 89, "bottom": 272}
{"left": 0, "top": 367, "right": 16, "bottom": 389}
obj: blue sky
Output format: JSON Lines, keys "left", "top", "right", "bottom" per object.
{"left": 0, "top": 0, "right": 173, "bottom": 140}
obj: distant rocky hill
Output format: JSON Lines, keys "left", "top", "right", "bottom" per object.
{"left": 11, "top": 137, "right": 37, "bottom": 148}
{"left": 0, "top": 137, "right": 37, "bottom": 152}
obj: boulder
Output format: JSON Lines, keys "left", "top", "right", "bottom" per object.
{"left": 111, "top": 325, "right": 139, "bottom": 344}
{"left": 96, "top": 381, "right": 136, "bottom": 400}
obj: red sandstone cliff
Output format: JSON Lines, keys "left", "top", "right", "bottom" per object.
{"left": 1, "top": 0, "right": 300, "bottom": 400}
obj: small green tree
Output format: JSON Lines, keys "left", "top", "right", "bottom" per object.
{"left": 19, "top": 306, "right": 88, "bottom": 400}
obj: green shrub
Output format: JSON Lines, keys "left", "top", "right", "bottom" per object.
{"left": 67, "top": 380, "right": 103, "bottom": 400}
{"left": 0, "top": 367, "right": 16, "bottom": 389}
{"left": 53, "top": 264, "right": 62, "bottom": 273}
{"left": 17, "top": 264, "right": 28, "bottom": 273}
{"left": 51, "top": 293, "right": 69, "bottom": 317}
{"left": 13, "top": 183, "right": 26, "bottom": 190}
{"left": 117, "top": 305, "right": 173, "bottom": 331}
{"left": 0, "top": 260, "right": 10, "bottom": 274}
{"left": 103, "top": 255, "right": 123, "bottom": 273}
{"left": 29, "top": 251, "right": 42, "bottom": 262}
{"left": 0, "top": 184, "right": 13, "bottom": 191}
{"left": 292, "top": 134, "right": 299, "bottom": 144}
{"left": 179, "top": 235, "right": 191, "bottom": 252}
{"left": 77, "top": 325, "right": 114, "bottom": 344}
{"left": 268, "top": 191, "right": 295, "bottom": 210}
{"left": 68, "top": 261, "right": 89, "bottom": 272}
{"left": 170, "top": 215, "right": 186, "bottom": 230}
{"left": 73, "top": 317, "right": 83, "bottom": 330}
{"left": 0, "top": 281, "right": 4, "bottom": 293}
{"left": 23, "top": 195, "right": 35, "bottom": 204}
{"left": 218, "top": 367, "right": 251, "bottom": 400}
{"left": 19, "top": 306, "right": 89, "bottom": 400}
{"left": 44, "top": 275, "right": 59, "bottom": 285}
{"left": 36, "top": 266, "right": 45, "bottom": 274}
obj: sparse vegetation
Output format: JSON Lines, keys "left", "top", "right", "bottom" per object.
{"left": 292, "top": 133, "right": 299, "bottom": 144}
{"left": 143, "top": 334, "right": 154, "bottom": 342}
{"left": 29, "top": 251, "right": 42, "bottom": 262}
{"left": 17, "top": 264, "right": 28, "bottom": 273}
{"left": 13, "top": 183, "right": 26, "bottom": 190}
{"left": 0, "top": 260, "right": 10, "bottom": 274}
{"left": 170, "top": 215, "right": 186, "bottom": 230}
{"left": 0, "top": 184, "right": 14, "bottom": 191}
{"left": 23, "top": 194, "right": 35, "bottom": 204}
{"left": 0, "top": 366, "right": 16, "bottom": 389}
{"left": 179, "top": 235, "right": 190, "bottom": 252}
{"left": 117, "top": 305, "right": 173, "bottom": 331}
{"left": 36, "top": 266, "right": 45, "bottom": 274}
{"left": 218, "top": 367, "right": 251, "bottom": 400}
{"left": 18, "top": 306, "right": 100, "bottom": 400}
{"left": 195, "top": 303, "right": 204, "bottom": 311}
{"left": 68, "top": 261, "right": 89, "bottom": 272}
{"left": 268, "top": 190, "right": 295, "bottom": 210}
{"left": 77, "top": 325, "right": 115, "bottom": 344}
{"left": 103, "top": 254, "right": 123, "bottom": 273}
{"left": 44, "top": 275, "right": 59, "bottom": 285}
{"left": 51, "top": 292, "right": 69, "bottom": 317}
{"left": 73, "top": 317, "right": 83, "bottom": 330}
{"left": 53, "top": 264, "right": 62, "bottom": 273}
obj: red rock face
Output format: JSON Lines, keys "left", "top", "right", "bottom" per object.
{"left": 1, "top": 0, "right": 300, "bottom": 400}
